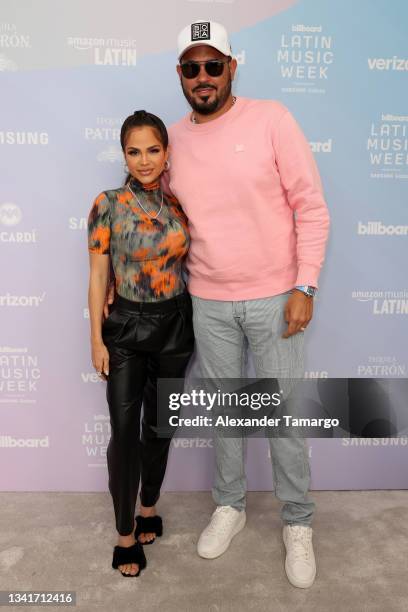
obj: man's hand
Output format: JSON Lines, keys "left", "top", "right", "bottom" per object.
{"left": 282, "top": 290, "right": 313, "bottom": 338}
{"left": 103, "top": 282, "right": 115, "bottom": 319}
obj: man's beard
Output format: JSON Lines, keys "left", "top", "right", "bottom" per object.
{"left": 181, "top": 76, "right": 232, "bottom": 115}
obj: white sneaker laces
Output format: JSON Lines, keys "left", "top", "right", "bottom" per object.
{"left": 287, "top": 526, "right": 312, "bottom": 562}
{"left": 206, "top": 506, "right": 238, "bottom": 536}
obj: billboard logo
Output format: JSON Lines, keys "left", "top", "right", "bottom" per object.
{"left": 0, "top": 436, "right": 49, "bottom": 448}
{"left": 309, "top": 139, "right": 332, "bottom": 153}
{"left": 358, "top": 221, "right": 408, "bottom": 236}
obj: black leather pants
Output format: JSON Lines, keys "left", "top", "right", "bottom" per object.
{"left": 102, "top": 292, "right": 194, "bottom": 535}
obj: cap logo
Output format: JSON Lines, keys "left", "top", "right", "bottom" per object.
{"left": 191, "top": 22, "right": 210, "bottom": 42}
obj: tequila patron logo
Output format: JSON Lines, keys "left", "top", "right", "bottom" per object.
{"left": 84, "top": 116, "right": 123, "bottom": 163}
{"left": 357, "top": 356, "right": 406, "bottom": 377}
{"left": 277, "top": 24, "right": 333, "bottom": 95}
{"left": 0, "top": 23, "right": 31, "bottom": 71}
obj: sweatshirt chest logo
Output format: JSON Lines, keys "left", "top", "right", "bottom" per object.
{"left": 235, "top": 144, "right": 245, "bottom": 153}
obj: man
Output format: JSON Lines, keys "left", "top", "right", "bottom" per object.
{"left": 165, "top": 20, "right": 330, "bottom": 589}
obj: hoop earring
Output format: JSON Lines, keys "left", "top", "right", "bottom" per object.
{"left": 164, "top": 160, "right": 170, "bottom": 171}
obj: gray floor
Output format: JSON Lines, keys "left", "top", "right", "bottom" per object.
{"left": 0, "top": 491, "right": 407, "bottom": 611}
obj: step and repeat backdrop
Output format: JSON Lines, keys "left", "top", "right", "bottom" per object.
{"left": 1, "top": 0, "right": 407, "bottom": 491}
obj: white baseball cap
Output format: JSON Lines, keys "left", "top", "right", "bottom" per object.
{"left": 177, "top": 20, "right": 232, "bottom": 60}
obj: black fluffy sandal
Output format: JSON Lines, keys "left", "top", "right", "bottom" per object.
{"left": 112, "top": 541, "right": 147, "bottom": 577}
{"left": 134, "top": 515, "right": 163, "bottom": 545}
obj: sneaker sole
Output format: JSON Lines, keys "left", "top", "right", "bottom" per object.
{"left": 283, "top": 529, "right": 316, "bottom": 589}
{"left": 197, "top": 512, "right": 246, "bottom": 559}
{"left": 284, "top": 560, "right": 316, "bottom": 589}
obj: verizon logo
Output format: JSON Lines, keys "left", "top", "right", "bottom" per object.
{"left": 368, "top": 57, "right": 408, "bottom": 71}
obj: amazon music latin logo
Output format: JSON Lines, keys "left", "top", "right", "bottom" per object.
{"left": 67, "top": 36, "right": 137, "bottom": 66}
{"left": 351, "top": 290, "right": 408, "bottom": 315}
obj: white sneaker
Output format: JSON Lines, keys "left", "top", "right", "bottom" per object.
{"left": 197, "top": 506, "right": 246, "bottom": 559}
{"left": 283, "top": 525, "right": 316, "bottom": 588}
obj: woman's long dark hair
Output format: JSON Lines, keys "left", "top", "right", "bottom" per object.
{"left": 120, "top": 110, "right": 169, "bottom": 185}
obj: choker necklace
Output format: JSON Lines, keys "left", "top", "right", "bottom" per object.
{"left": 191, "top": 96, "right": 236, "bottom": 124}
{"left": 127, "top": 182, "right": 163, "bottom": 219}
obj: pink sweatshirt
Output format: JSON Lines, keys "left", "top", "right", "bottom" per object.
{"left": 167, "top": 97, "right": 330, "bottom": 300}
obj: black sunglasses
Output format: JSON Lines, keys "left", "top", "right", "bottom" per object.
{"left": 180, "top": 58, "right": 231, "bottom": 79}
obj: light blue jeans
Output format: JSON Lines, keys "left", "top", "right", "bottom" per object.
{"left": 191, "top": 292, "right": 315, "bottom": 526}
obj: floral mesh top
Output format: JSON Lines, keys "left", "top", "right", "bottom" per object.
{"left": 88, "top": 178, "right": 190, "bottom": 302}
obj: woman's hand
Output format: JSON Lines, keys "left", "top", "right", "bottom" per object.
{"left": 91, "top": 340, "right": 110, "bottom": 379}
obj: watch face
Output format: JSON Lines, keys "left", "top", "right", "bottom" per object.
{"left": 302, "top": 286, "right": 316, "bottom": 297}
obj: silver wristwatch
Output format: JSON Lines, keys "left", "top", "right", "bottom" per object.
{"left": 295, "top": 285, "right": 317, "bottom": 298}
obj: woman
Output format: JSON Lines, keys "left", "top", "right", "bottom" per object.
{"left": 87, "top": 110, "right": 194, "bottom": 577}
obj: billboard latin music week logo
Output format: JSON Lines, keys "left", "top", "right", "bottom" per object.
{"left": 277, "top": 24, "right": 334, "bottom": 95}
{"left": 368, "top": 113, "right": 408, "bottom": 180}
{"left": 0, "top": 346, "right": 40, "bottom": 404}
{"left": 82, "top": 414, "right": 110, "bottom": 466}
